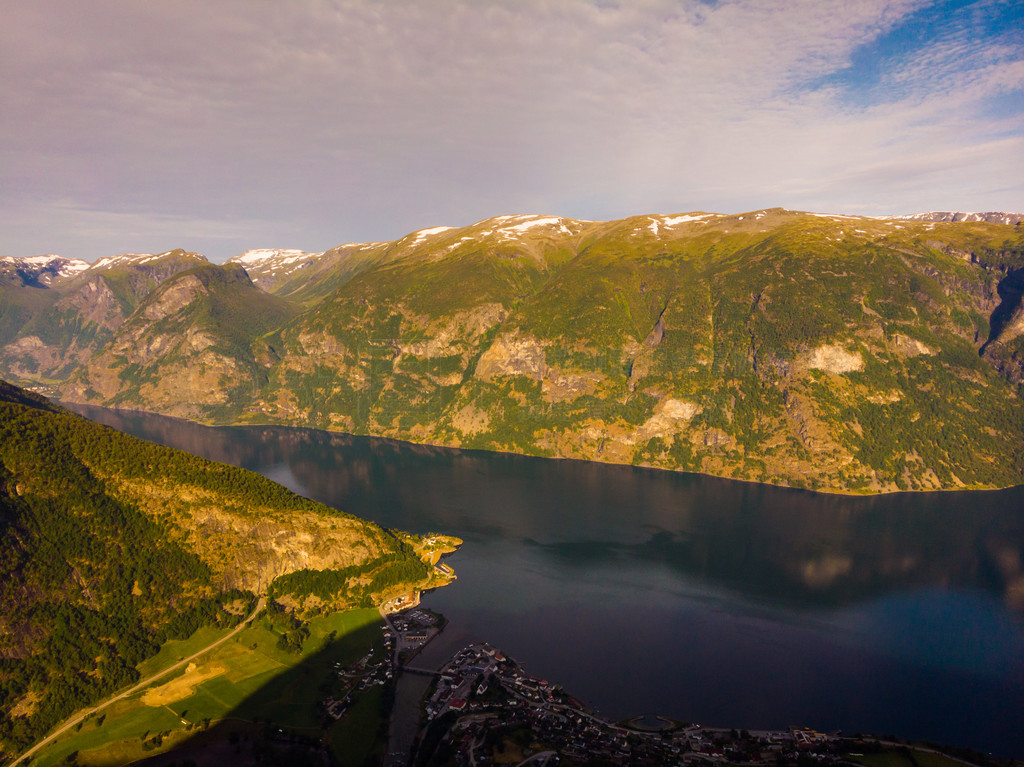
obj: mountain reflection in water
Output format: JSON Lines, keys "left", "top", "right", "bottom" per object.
{"left": 69, "top": 404, "right": 1024, "bottom": 757}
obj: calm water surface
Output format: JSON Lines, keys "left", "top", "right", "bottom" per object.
{"left": 71, "top": 405, "right": 1024, "bottom": 757}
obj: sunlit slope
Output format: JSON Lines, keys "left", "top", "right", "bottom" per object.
{"left": 45, "top": 209, "right": 1024, "bottom": 493}
{"left": 0, "top": 380, "right": 432, "bottom": 758}
{"left": 248, "top": 210, "right": 1024, "bottom": 492}
{"left": 252, "top": 215, "right": 584, "bottom": 431}
{"left": 227, "top": 242, "right": 392, "bottom": 306}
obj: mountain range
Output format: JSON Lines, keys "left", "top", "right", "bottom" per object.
{"left": 2, "top": 208, "right": 1023, "bottom": 494}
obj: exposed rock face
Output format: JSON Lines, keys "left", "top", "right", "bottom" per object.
{"left": 451, "top": 404, "right": 491, "bottom": 436}
{"left": 635, "top": 398, "right": 702, "bottom": 441}
{"left": 400, "top": 304, "right": 506, "bottom": 358}
{"left": 62, "top": 263, "right": 296, "bottom": 417}
{"left": 993, "top": 303, "right": 1024, "bottom": 346}
{"left": 892, "top": 334, "right": 935, "bottom": 357}
{"left": 979, "top": 267, "right": 1024, "bottom": 384}
{"left": 0, "top": 251, "right": 209, "bottom": 385}
{"left": 542, "top": 370, "right": 602, "bottom": 403}
{"left": 141, "top": 274, "right": 207, "bottom": 320}
{"left": 802, "top": 344, "right": 864, "bottom": 374}
{"left": 112, "top": 477, "right": 380, "bottom": 592}
{"left": 0, "top": 336, "right": 56, "bottom": 379}
{"left": 61, "top": 277, "right": 126, "bottom": 329}
{"left": 476, "top": 332, "right": 548, "bottom": 381}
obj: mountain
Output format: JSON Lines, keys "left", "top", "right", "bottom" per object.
{"left": 4, "top": 208, "right": 1024, "bottom": 494}
{"left": 227, "top": 240, "right": 392, "bottom": 306}
{"left": 62, "top": 262, "right": 298, "bottom": 419}
{"left": 0, "top": 255, "right": 89, "bottom": 288}
{"left": 886, "top": 211, "right": 1024, "bottom": 225}
{"left": 0, "top": 256, "right": 89, "bottom": 370}
{"left": 243, "top": 209, "right": 1024, "bottom": 493}
{"left": 225, "top": 248, "right": 323, "bottom": 292}
{"left": 0, "top": 249, "right": 209, "bottom": 386}
{"left": 0, "top": 379, "right": 446, "bottom": 758}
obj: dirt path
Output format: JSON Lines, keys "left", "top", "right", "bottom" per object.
{"left": 10, "top": 596, "right": 266, "bottom": 767}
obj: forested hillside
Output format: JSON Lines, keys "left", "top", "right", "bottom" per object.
{"left": 0, "top": 381, "right": 440, "bottom": 760}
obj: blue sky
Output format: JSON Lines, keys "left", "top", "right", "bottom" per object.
{"left": 1, "top": 0, "right": 1022, "bottom": 263}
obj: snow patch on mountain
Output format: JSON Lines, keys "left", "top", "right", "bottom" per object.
{"left": 876, "top": 212, "right": 1024, "bottom": 225}
{"left": 337, "top": 242, "right": 386, "bottom": 250}
{"left": 406, "top": 226, "right": 455, "bottom": 247}
{"left": 233, "top": 249, "right": 311, "bottom": 265}
{"left": 0, "top": 255, "right": 90, "bottom": 285}
{"left": 86, "top": 251, "right": 202, "bottom": 272}
{"left": 226, "top": 248, "right": 329, "bottom": 287}
{"left": 810, "top": 213, "right": 861, "bottom": 221}
{"left": 660, "top": 213, "right": 717, "bottom": 226}
{"left": 500, "top": 216, "right": 566, "bottom": 233}
{"left": 471, "top": 215, "right": 578, "bottom": 240}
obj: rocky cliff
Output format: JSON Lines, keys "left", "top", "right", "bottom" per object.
{"left": 0, "top": 249, "right": 208, "bottom": 383}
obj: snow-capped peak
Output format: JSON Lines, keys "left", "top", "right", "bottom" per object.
{"left": 0, "top": 254, "right": 90, "bottom": 285}
{"left": 877, "top": 212, "right": 1024, "bottom": 225}
{"left": 225, "top": 248, "right": 327, "bottom": 287}
{"left": 84, "top": 251, "right": 203, "bottom": 272}
{"left": 231, "top": 249, "right": 316, "bottom": 266}
{"left": 470, "top": 214, "right": 578, "bottom": 239}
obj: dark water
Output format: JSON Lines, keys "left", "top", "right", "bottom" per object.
{"left": 70, "top": 405, "right": 1024, "bottom": 757}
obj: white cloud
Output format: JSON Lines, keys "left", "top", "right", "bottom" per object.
{"left": 0, "top": 0, "right": 1020, "bottom": 261}
{"left": 0, "top": 199, "right": 284, "bottom": 261}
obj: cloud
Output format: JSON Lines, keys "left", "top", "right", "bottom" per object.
{"left": 0, "top": 199, "right": 280, "bottom": 260}
{"left": 1, "top": 0, "right": 1021, "bottom": 261}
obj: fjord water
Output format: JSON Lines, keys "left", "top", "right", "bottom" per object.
{"left": 72, "top": 405, "right": 1024, "bottom": 756}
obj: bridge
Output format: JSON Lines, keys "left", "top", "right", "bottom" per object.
{"left": 402, "top": 666, "right": 440, "bottom": 677}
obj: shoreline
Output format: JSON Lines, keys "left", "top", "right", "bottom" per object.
{"left": 59, "top": 400, "right": 1024, "bottom": 498}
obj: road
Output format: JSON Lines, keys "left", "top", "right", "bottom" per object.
{"left": 10, "top": 595, "right": 266, "bottom": 767}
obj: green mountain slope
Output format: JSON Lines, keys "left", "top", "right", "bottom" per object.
{"left": 253, "top": 216, "right": 583, "bottom": 432}
{"left": 227, "top": 242, "right": 392, "bottom": 307}
{"left": 0, "top": 380, "right": 442, "bottom": 759}
{"left": 6, "top": 209, "right": 1024, "bottom": 493}
{"left": 241, "top": 210, "right": 1024, "bottom": 492}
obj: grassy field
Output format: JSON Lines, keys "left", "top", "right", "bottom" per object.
{"left": 136, "top": 625, "right": 235, "bottom": 678}
{"left": 29, "top": 608, "right": 383, "bottom": 766}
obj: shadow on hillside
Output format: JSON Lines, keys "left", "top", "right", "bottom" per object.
{"left": 80, "top": 620, "right": 389, "bottom": 767}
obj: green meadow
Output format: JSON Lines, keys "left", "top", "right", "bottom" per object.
{"left": 30, "top": 608, "right": 383, "bottom": 767}
{"left": 135, "top": 625, "right": 234, "bottom": 679}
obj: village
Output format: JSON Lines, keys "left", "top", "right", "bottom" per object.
{"left": 345, "top": 607, "right": 933, "bottom": 767}
{"left": 307, "top": 594, "right": 1007, "bottom": 767}
{"left": 319, "top": 606, "right": 443, "bottom": 726}
{"left": 410, "top": 641, "right": 851, "bottom": 766}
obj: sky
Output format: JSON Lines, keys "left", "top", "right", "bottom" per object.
{"left": 2, "top": 0, "right": 1023, "bottom": 263}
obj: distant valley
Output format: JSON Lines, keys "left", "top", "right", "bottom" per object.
{"left": 3, "top": 208, "right": 1024, "bottom": 494}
